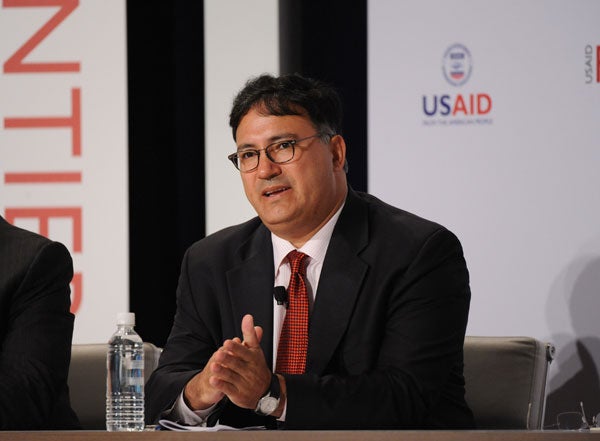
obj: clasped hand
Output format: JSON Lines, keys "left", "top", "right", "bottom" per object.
{"left": 184, "top": 314, "right": 272, "bottom": 411}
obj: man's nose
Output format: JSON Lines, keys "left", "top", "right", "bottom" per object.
{"left": 256, "top": 153, "right": 282, "bottom": 180}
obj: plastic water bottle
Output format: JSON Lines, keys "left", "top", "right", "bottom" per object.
{"left": 106, "top": 312, "right": 145, "bottom": 431}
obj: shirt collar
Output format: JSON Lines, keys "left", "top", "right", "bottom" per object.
{"left": 272, "top": 202, "right": 345, "bottom": 270}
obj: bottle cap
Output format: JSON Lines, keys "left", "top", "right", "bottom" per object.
{"left": 117, "top": 312, "right": 135, "bottom": 325}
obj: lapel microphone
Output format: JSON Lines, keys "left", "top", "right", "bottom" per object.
{"left": 273, "top": 286, "right": 288, "bottom": 308}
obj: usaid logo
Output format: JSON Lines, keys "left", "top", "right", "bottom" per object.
{"left": 443, "top": 44, "right": 472, "bottom": 86}
{"left": 422, "top": 43, "right": 493, "bottom": 125}
{"left": 584, "top": 44, "right": 600, "bottom": 84}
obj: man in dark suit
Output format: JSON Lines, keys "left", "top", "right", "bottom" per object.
{"left": 0, "top": 215, "right": 80, "bottom": 429}
{"left": 146, "top": 74, "right": 474, "bottom": 429}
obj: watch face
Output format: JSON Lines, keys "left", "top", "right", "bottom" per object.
{"left": 259, "top": 396, "right": 279, "bottom": 415}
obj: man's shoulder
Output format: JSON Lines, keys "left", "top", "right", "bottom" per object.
{"left": 186, "top": 216, "right": 266, "bottom": 259}
{"left": 352, "top": 190, "right": 447, "bottom": 236}
{"left": 0, "top": 216, "right": 61, "bottom": 260}
{"left": 347, "top": 191, "right": 465, "bottom": 269}
{"left": 0, "top": 217, "right": 72, "bottom": 297}
{"left": 345, "top": 190, "right": 465, "bottom": 261}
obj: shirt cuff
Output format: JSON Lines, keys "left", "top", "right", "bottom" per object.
{"left": 167, "top": 390, "right": 219, "bottom": 426}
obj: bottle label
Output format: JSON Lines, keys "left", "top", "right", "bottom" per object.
{"left": 123, "top": 353, "right": 144, "bottom": 387}
{"left": 126, "top": 358, "right": 144, "bottom": 370}
{"left": 127, "top": 376, "right": 145, "bottom": 386}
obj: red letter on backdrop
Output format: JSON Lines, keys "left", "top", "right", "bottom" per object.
{"left": 452, "top": 94, "right": 468, "bottom": 116}
{"left": 3, "top": 0, "right": 80, "bottom": 73}
{"left": 70, "top": 272, "right": 82, "bottom": 313}
{"left": 4, "top": 172, "right": 81, "bottom": 183}
{"left": 477, "top": 94, "right": 492, "bottom": 115}
{"left": 4, "top": 207, "right": 82, "bottom": 252}
{"left": 4, "top": 88, "right": 81, "bottom": 156}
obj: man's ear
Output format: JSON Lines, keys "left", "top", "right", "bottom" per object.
{"left": 330, "top": 134, "right": 347, "bottom": 171}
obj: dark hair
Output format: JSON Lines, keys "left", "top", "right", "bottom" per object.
{"left": 229, "top": 73, "right": 343, "bottom": 140}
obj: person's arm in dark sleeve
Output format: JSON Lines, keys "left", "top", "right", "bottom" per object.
{"left": 0, "top": 241, "right": 75, "bottom": 429}
{"left": 145, "top": 248, "right": 221, "bottom": 424}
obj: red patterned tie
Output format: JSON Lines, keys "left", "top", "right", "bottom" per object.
{"left": 276, "top": 250, "right": 310, "bottom": 374}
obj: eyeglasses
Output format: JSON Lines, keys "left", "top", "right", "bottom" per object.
{"left": 552, "top": 402, "right": 600, "bottom": 431}
{"left": 556, "top": 411, "right": 589, "bottom": 431}
{"left": 227, "top": 133, "right": 329, "bottom": 172}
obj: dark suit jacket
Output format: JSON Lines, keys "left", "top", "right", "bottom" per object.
{"left": 0, "top": 216, "right": 80, "bottom": 430}
{"left": 146, "top": 189, "right": 474, "bottom": 429}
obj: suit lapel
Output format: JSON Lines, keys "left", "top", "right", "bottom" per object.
{"left": 226, "top": 225, "right": 276, "bottom": 367}
{"left": 307, "top": 189, "right": 369, "bottom": 374}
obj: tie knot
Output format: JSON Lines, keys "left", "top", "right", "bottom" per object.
{"left": 287, "top": 250, "right": 309, "bottom": 275}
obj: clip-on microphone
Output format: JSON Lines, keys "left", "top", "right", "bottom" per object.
{"left": 273, "top": 286, "right": 288, "bottom": 308}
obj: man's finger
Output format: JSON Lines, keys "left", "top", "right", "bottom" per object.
{"left": 254, "top": 325, "right": 263, "bottom": 343}
{"left": 241, "top": 314, "right": 259, "bottom": 347}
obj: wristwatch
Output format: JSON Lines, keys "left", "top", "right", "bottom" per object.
{"left": 254, "top": 374, "right": 281, "bottom": 416}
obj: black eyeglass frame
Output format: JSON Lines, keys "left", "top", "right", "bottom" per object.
{"left": 227, "top": 133, "right": 333, "bottom": 172}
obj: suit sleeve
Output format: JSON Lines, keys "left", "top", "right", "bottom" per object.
{"left": 145, "top": 244, "right": 272, "bottom": 428}
{"left": 145, "top": 248, "right": 217, "bottom": 424}
{"left": 0, "top": 241, "right": 75, "bottom": 429}
{"left": 284, "top": 228, "right": 472, "bottom": 429}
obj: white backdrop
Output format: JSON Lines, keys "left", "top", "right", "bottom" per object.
{"left": 204, "top": 0, "right": 279, "bottom": 235}
{"left": 368, "top": 0, "right": 600, "bottom": 417}
{"left": 0, "top": 0, "right": 128, "bottom": 343}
